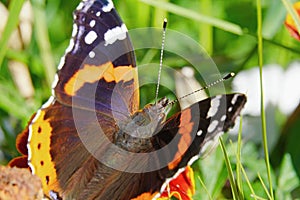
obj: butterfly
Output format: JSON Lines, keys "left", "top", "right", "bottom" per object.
{"left": 9, "top": 0, "right": 246, "bottom": 199}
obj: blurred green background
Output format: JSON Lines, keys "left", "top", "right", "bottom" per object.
{"left": 0, "top": 0, "right": 300, "bottom": 199}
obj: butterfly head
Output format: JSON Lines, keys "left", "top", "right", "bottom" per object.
{"left": 122, "top": 97, "right": 170, "bottom": 135}
{"left": 115, "top": 97, "right": 171, "bottom": 152}
{"left": 143, "top": 97, "right": 171, "bottom": 126}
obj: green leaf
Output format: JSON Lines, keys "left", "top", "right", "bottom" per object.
{"left": 0, "top": 0, "right": 25, "bottom": 67}
{"left": 194, "top": 146, "right": 226, "bottom": 199}
{"left": 276, "top": 154, "right": 299, "bottom": 199}
{"left": 140, "top": 0, "right": 243, "bottom": 35}
{"left": 262, "top": 0, "right": 286, "bottom": 39}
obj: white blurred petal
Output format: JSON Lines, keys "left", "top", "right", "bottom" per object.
{"left": 279, "top": 61, "right": 300, "bottom": 114}
{"left": 233, "top": 63, "right": 300, "bottom": 116}
{"left": 19, "top": 1, "right": 33, "bottom": 45}
{"left": 175, "top": 66, "right": 206, "bottom": 109}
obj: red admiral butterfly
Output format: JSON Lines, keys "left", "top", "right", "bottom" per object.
{"left": 10, "top": 0, "right": 246, "bottom": 199}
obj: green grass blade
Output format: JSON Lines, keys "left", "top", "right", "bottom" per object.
{"left": 0, "top": 84, "right": 32, "bottom": 119}
{"left": 262, "top": 0, "right": 287, "bottom": 39}
{"left": 140, "top": 0, "right": 243, "bottom": 35}
{"left": 257, "top": 172, "right": 272, "bottom": 200}
{"left": 0, "top": 0, "right": 25, "bottom": 67}
{"left": 256, "top": 0, "right": 274, "bottom": 199}
{"left": 139, "top": 49, "right": 157, "bottom": 65}
{"left": 199, "top": 0, "right": 213, "bottom": 55}
{"left": 197, "top": 176, "right": 213, "bottom": 200}
{"left": 152, "top": 0, "right": 168, "bottom": 27}
{"left": 219, "top": 137, "right": 241, "bottom": 200}
{"left": 239, "top": 162, "right": 258, "bottom": 200}
{"left": 250, "top": 195, "right": 268, "bottom": 200}
{"left": 236, "top": 116, "right": 244, "bottom": 198}
{"left": 32, "top": 0, "right": 56, "bottom": 87}
{"left": 141, "top": 0, "right": 300, "bottom": 56}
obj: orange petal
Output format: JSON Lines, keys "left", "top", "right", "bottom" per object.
{"left": 285, "top": 2, "right": 300, "bottom": 40}
{"left": 131, "top": 192, "right": 158, "bottom": 200}
{"left": 159, "top": 166, "right": 195, "bottom": 200}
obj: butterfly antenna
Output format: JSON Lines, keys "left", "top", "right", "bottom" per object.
{"left": 168, "top": 72, "right": 235, "bottom": 106}
{"left": 155, "top": 18, "right": 168, "bottom": 105}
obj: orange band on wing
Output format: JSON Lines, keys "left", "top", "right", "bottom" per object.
{"left": 168, "top": 109, "right": 194, "bottom": 170}
{"left": 28, "top": 110, "right": 59, "bottom": 196}
{"left": 64, "top": 62, "right": 137, "bottom": 96}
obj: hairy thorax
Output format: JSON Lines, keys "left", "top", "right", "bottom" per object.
{"left": 114, "top": 98, "right": 170, "bottom": 153}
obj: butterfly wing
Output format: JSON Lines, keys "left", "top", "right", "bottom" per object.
{"left": 154, "top": 94, "right": 246, "bottom": 169}
{"left": 54, "top": 0, "right": 139, "bottom": 118}
{"left": 10, "top": 0, "right": 140, "bottom": 198}
{"left": 10, "top": 0, "right": 247, "bottom": 199}
{"left": 116, "top": 94, "right": 246, "bottom": 200}
{"left": 21, "top": 100, "right": 144, "bottom": 199}
{"left": 148, "top": 94, "right": 247, "bottom": 199}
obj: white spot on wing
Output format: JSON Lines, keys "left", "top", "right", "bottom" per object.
{"left": 96, "top": 11, "right": 101, "bottom": 17}
{"left": 41, "top": 96, "right": 55, "bottom": 109}
{"left": 200, "top": 131, "right": 224, "bottom": 155}
{"left": 228, "top": 107, "right": 233, "bottom": 112}
{"left": 65, "top": 39, "right": 75, "bottom": 53}
{"left": 57, "top": 56, "right": 65, "bottom": 70}
{"left": 49, "top": 191, "right": 60, "bottom": 200}
{"left": 221, "top": 114, "right": 226, "bottom": 121}
{"left": 208, "top": 120, "right": 218, "bottom": 133}
{"left": 187, "top": 155, "right": 199, "bottom": 166}
{"left": 51, "top": 88, "right": 55, "bottom": 97}
{"left": 57, "top": 38, "right": 75, "bottom": 72}
{"left": 215, "top": 95, "right": 222, "bottom": 100}
{"left": 200, "top": 138, "right": 213, "bottom": 155}
{"left": 104, "top": 24, "right": 127, "bottom": 46}
{"left": 28, "top": 162, "right": 35, "bottom": 174}
{"left": 72, "top": 23, "right": 78, "bottom": 37}
{"left": 207, "top": 97, "right": 220, "bottom": 118}
{"left": 89, "top": 51, "right": 95, "bottom": 58}
{"left": 102, "top": 0, "right": 114, "bottom": 12}
{"left": 231, "top": 94, "right": 239, "bottom": 105}
{"left": 90, "top": 20, "right": 96, "bottom": 28}
{"left": 51, "top": 74, "right": 59, "bottom": 89}
{"left": 29, "top": 110, "right": 41, "bottom": 134}
{"left": 28, "top": 96, "right": 56, "bottom": 174}
{"left": 197, "top": 130, "right": 203, "bottom": 136}
{"left": 85, "top": 31, "right": 98, "bottom": 45}
{"left": 76, "top": 2, "right": 84, "bottom": 10}
{"left": 58, "top": 23, "right": 79, "bottom": 71}
{"left": 27, "top": 109, "right": 42, "bottom": 174}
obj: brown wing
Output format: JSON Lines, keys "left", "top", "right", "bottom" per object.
{"left": 19, "top": 99, "right": 163, "bottom": 200}
{"left": 53, "top": 0, "right": 139, "bottom": 119}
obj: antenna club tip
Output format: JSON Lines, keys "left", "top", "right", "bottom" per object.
{"left": 163, "top": 18, "right": 168, "bottom": 29}
{"left": 223, "top": 72, "right": 235, "bottom": 80}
